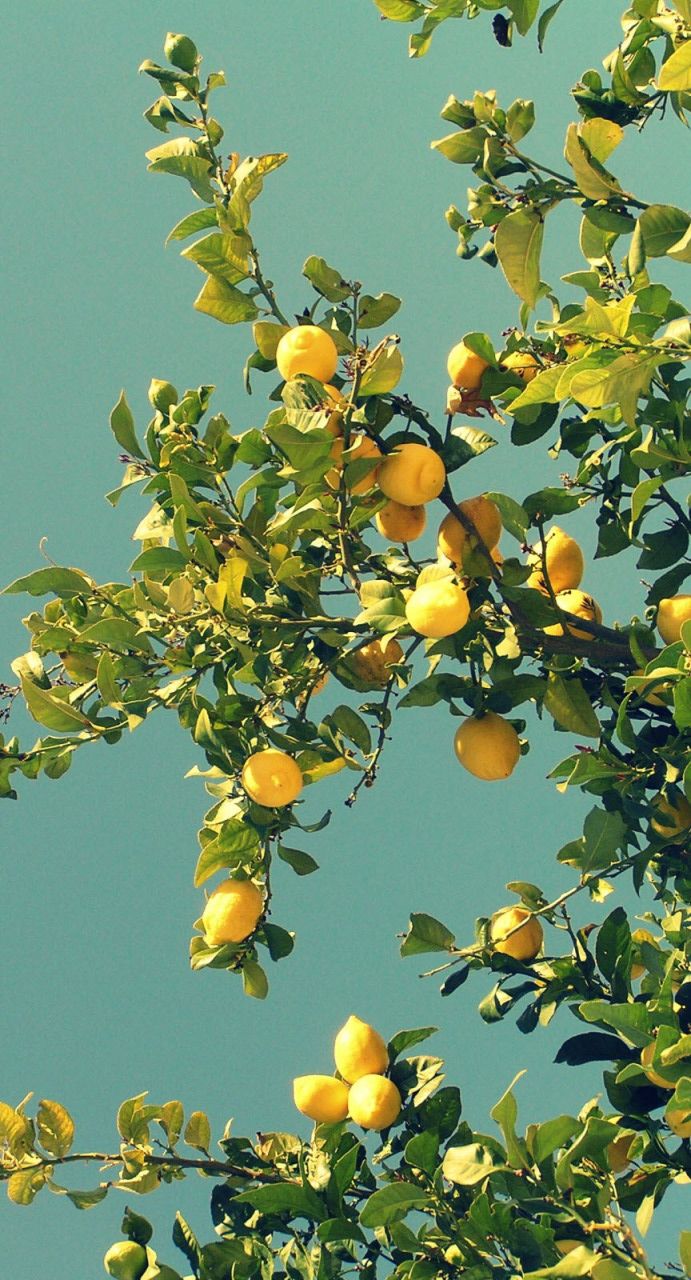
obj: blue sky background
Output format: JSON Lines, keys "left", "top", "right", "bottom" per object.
{"left": 1, "top": 2, "right": 686, "bottom": 1276}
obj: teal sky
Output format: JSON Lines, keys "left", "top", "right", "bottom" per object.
{"left": 1, "top": 2, "right": 685, "bottom": 1276}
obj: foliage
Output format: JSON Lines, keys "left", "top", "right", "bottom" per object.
{"left": 1, "top": 4, "right": 690, "bottom": 1277}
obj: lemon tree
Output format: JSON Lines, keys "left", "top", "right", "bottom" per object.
{"left": 1, "top": 5, "right": 690, "bottom": 1278}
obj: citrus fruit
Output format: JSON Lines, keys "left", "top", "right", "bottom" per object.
{"left": 375, "top": 500, "right": 427, "bottom": 543}
{"left": 405, "top": 579, "right": 470, "bottom": 638}
{"left": 447, "top": 341, "right": 490, "bottom": 391}
{"left": 202, "top": 878, "right": 264, "bottom": 946}
{"left": 326, "top": 434, "right": 382, "bottom": 495}
{"left": 104, "top": 1242, "right": 148, "bottom": 1280}
{"left": 276, "top": 325, "right": 339, "bottom": 383}
{"left": 334, "top": 1015, "right": 389, "bottom": 1082}
{"left": 502, "top": 350, "right": 540, "bottom": 382}
{"left": 543, "top": 589, "right": 602, "bottom": 640}
{"left": 293, "top": 1075, "right": 350, "bottom": 1123}
{"left": 241, "top": 748, "right": 303, "bottom": 807}
{"left": 438, "top": 496, "right": 502, "bottom": 568}
{"left": 531, "top": 527, "right": 584, "bottom": 593}
{"left": 640, "top": 1042, "right": 675, "bottom": 1090}
{"left": 377, "top": 442, "right": 446, "bottom": 505}
{"left": 453, "top": 713, "right": 520, "bottom": 782}
{"left": 666, "top": 1106, "right": 691, "bottom": 1138}
{"left": 349, "top": 639, "right": 404, "bottom": 687}
{"left": 490, "top": 906, "right": 543, "bottom": 961}
{"left": 657, "top": 595, "right": 691, "bottom": 646}
{"left": 348, "top": 1075, "right": 402, "bottom": 1130}
{"left": 630, "top": 927, "right": 657, "bottom": 981}
{"left": 650, "top": 791, "right": 691, "bottom": 841}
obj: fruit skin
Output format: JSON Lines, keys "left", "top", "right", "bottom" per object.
{"left": 334, "top": 1015, "right": 389, "bottom": 1083}
{"left": 163, "top": 32, "right": 199, "bottom": 72}
{"left": 666, "top": 1106, "right": 691, "bottom": 1138}
{"left": 148, "top": 378, "right": 178, "bottom": 412}
{"left": 326, "top": 434, "right": 382, "bottom": 495}
{"left": 531, "top": 526, "right": 584, "bottom": 593}
{"left": 657, "top": 594, "right": 691, "bottom": 645}
{"left": 453, "top": 713, "right": 520, "bottom": 782}
{"left": 640, "top": 1042, "right": 675, "bottom": 1090}
{"left": 438, "top": 496, "right": 502, "bottom": 569}
{"left": 293, "top": 1075, "right": 350, "bottom": 1123}
{"left": 502, "top": 350, "right": 540, "bottom": 382}
{"left": 405, "top": 579, "right": 470, "bottom": 639}
{"left": 104, "top": 1241, "right": 148, "bottom": 1280}
{"left": 375, "top": 500, "right": 427, "bottom": 543}
{"left": 490, "top": 906, "right": 543, "bottom": 961}
{"left": 348, "top": 1074, "right": 402, "bottom": 1130}
{"left": 447, "top": 341, "right": 490, "bottom": 391}
{"left": 543, "top": 589, "right": 602, "bottom": 641}
{"left": 377, "top": 443, "right": 446, "bottom": 506}
{"left": 631, "top": 668, "right": 671, "bottom": 707}
{"left": 349, "top": 639, "right": 404, "bottom": 687}
{"left": 202, "top": 878, "right": 264, "bottom": 946}
{"left": 630, "top": 927, "right": 657, "bottom": 981}
{"left": 650, "top": 791, "right": 691, "bottom": 841}
{"left": 241, "top": 748, "right": 303, "bottom": 807}
{"left": 276, "top": 325, "right": 339, "bottom": 383}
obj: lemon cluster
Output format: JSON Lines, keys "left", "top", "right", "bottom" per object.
{"left": 293, "top": 1015, "right": 402, "bottom": 1131}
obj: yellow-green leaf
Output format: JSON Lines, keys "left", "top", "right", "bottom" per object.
{"left": 494, "top": 208, "right": 544, "bottom": 308}
{"left": 36, "top": 1099, "right": 75, "bottom": 1158}
{"left": 658, "top": 41, "right": 691, "bottom": 92}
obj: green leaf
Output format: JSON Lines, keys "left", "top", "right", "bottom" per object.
{"left": 431, "top": 127, "right": 487, "bottom": 165}
{"left": 64, "top": 1186, "right": 109, "bottom": 1210}
{"left": 357, "top": 292, "right": 401, "bottom": 329}
{"left": 494, "top": 208, "right": 544, "bottom": 309}
{"left": 537, "top": 0, "right": 564, "bottom": 52}
{"left": 21, "top": 679, "right": 91, "bottom": 733}
{"left": 3, "top": 567, "right": 92, "bottom": 599}
{"left": 680, "top": 1231, "right": 691, "bottom": 1276}
{"left": 658, "top": 41, "right": 691, "bottom": 91}
{"left": 166, "top": 206, "right": 218, "bottom": 243}
{"left": 524, "top": 1246, "right": 599, "bottom": 1278}
{"left": 130, "top": 546, "right": 187, "bottom": 574}
{"left": 490, "top": 1073, "right": 529, "bottom": 1167}
{"left": 359, "top": 1182, "right": 429, "bottom": 1228}
{"left": 277, "top": 846, "right": 320, "bottom": 876}
{"left": 484, "top": 492, "right": 528, "bottom": 540}
{"left": 359, "top": 345, "right": 403, "bottom": 396}
{"left": 194, "top": 275, "right": 259, "bottom": 325}
{"left": 388, "top": 1026, "right": 438, "bottom": 1059}
{"left": 444, "top": 425, "right": 497, "bottom": 472}
{"left": 317, "top": 1218, "right": 367, "bottom": 1245}
{"left": 36, "top": 1099, "right": 74, "bottom": 1157}
{"left": 442, "top": 1143, "right": 496, "bottom": 1185}
{"left": 638, "top": 204, "right": 691, "bottom": 257}
{"left": 184, "top": 1110, "right": 211, "bottom": 1152}
{"left": 400, "top": 913, "right": 456, "bottom": 957}
{"left": 578, "top": 1000, "right": 651, "bottom": 1048}
{"left": 532, "top": 1115, "right": 579, "bottom": 1164}
{"left": 330, "top": 705, "right": 372, "bottom": 754}
{"left": 146, "top": 138, "right": 215, "bottom": 200}
{"left": 109, "top": 391, "right": 146, "bottom": 459}
{"left": 7, "top": 1167, "right": 46, "bottom": 1205}
{"left": 302, "top": 256, "right": 350, "bottom": 303}
{"left": 182, "top": 233, "right": 249, "bottom": 283}
{"left": 508, "top": 0, "right": 539, "bottom": 36}
{"left": 194, "top": 821, "right": 260, "bottom": 886}
{"left": 564, "top": 125, "right": 621, "bottom": 200}
{"left": 570, "top": 353, "right": 658, "bottom": 427}
{"left": 233, "top": 1182, "right": 327, "bottom": 1221}
{"left": 242, "top": 958, "right": 269, "bottom": 1000}
{"left": 543, "top": 674, "right": 601, "bottom": 738}
{"left": 373, "top": 0, "right": 426, "bottom": 18}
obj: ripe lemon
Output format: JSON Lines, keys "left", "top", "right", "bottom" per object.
{"left": 438, "top": 496, "right": 502, "bottom": 568}
{"left": 293, "top": 1075, "right": 349, "bottom": 1123}
{"left": 606, "top": 1133, "right": 633, "bottom": 1173}
{"left": 631, "top": 669, "right": 672, "bottom": 707}
{"left": 349, "top": 639, "right": 404, "bottom": 687}
{"left": 405, "top": 579, "right": 470, "bottom": 638}
{"left": 104, "top": 1242, "right": 148, "bottom": 1280}
{"left": 666, "top": 1106, "right": 691, "bottom": 1139}
{"left": 326, "top": 434, "right": 382, "bottom": 495}
{"left": 531, "top": 527, "right": 584, "bottom": 593}
{"left": 630, "top": 927, "right": 658, "bottom": 981}
{"left": 640, "top": 1042, "right": 675, "bottom": 1090}
{"left": 502, "top": 350, "right": 540, "bottom": 382}
{"left": 242, "top": 748, "right": 303, "bottom": 807}
{"left": 377, "top": 442, "right": 446, "bottom": 506}
{"left": 453, "top": 712, "right": 520, "bottom": 782}
{"left": 657, "top": 595, "right": 691, "bottom": 645}
{"left": 276, "top": 325, "right": 339, "bottom": 383}
{"left": 334, "top": 1015, "right": 389, "bottom": 1082}
{"left": 650, "top": 791, "right": 691, "bottom": 841}
{"left": 348, "top": 1075, "right": 402, "bottom": 1130}
{"left": 375, "top": 500, "right": 427, "bottom": 543}
{"left": 447, "top": 341, "right": 490, "bottom": 391}
{"left": 490, "top": 906, "right": 543, "bottom": 961}
{"left": 202, "top": 878, "right": 264, "bottom": 946}
{"left": 543, "top": 589, "right": 602, "bottom": 640}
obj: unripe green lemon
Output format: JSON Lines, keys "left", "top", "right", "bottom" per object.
{"left": 148, "top": 378, "right": 178, "bottom": 412}
{"left": 334, "top": 1015, "right": 388, "bottom": 1083}
{"left": 103, "top": 1241, "right": 148, "bottom": 1280}
{"left": 348, "top": 1075, "right": 402, "bottom": 1130}
{"left": 163, "top": 32, "right": 199, "bottom": 72}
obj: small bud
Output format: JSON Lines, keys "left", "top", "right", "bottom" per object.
{"left": 163, "top": 32, "right": 199, "bottom": 73}
{"left": 148, "top": 379, "right": 178, "bottom": 413}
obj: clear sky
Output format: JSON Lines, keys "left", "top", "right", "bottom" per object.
{"left": 1, "top": 2, "right": 685, "bottom": 1276}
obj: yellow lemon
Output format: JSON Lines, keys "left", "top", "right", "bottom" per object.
{"left": 453, "top": 713, "right": 520, "bottom": 782}
{"left": 447, "top": 341, "right": 490, "bottom": 391}
{"left": 490, "top": 906, "right": 543, "bottom": 961}
{"left": 104, "top": 1243, "right": 149, "bottom": 1280}
{"left": 531, "top": 527, "right": 584, "bottom": 593}
{"left": 666, "top": 1107, "right": 691, "bottom": 1139}
{"left": 334, "top": 1015, "right": 389, "bottom": 1083}
{"left": 405, "top": 579, "right": 470, "bottom": 638}
{"left": 349, "top": 639, "right": 404, "bottom": 687}
{"left": 348, "top": 1075, "right": 402, "bottom": 1130}
{"left": 293, "top": 1075, "right": 350, "bottom": 1123}
{"left": 502, "top": 350, "right": 540, "bottom": 382}
{"left": 276, "top": 325, "right": 339, "bottom": 382}
{"left": 631, "top": 669, "right": 672, "bottom": 707}
{"left": 377, "top": 442, "right": 446, "bottom": 506}
{"left": 630, "top": 927, "right": 658, "bottom": 981}
{"left": 241, "top": 748, "right": 303, "bottom": 807}
{"left": 326, "top": 434, "right": 382, "bottom": 495}
{"left": 438, "top": 496, "right": 502, "bottom": 568}
{"left": 640, "top": 1042, "right": 675, "bottom": 1090}
{"left": 375, "top": 500, "right": 427, "bottom": 543}
{"left": 650, "top": 791, "right": 691, "bottom": 841}
{"left": 543, "top": 589, "right": 602, "bottom": 640}
{"left": 202, "top": 878, "right": 264, "bottom": 946}
{"left": 657, "top": 595, "right": 691, "bottom": 646}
